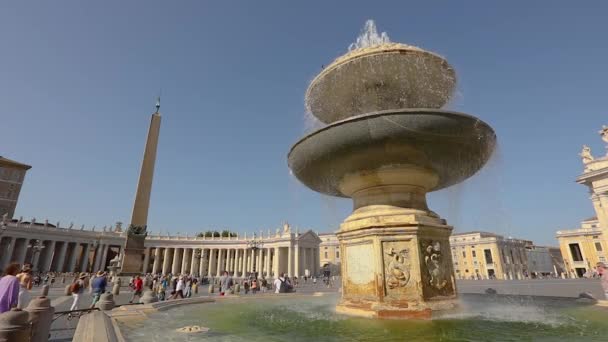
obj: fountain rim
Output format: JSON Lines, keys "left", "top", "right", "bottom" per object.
{"left": 287, "top": 108, "right": 494, "bottom": 161}
{"left": 304, "top": 43, "right": 456, "bottom": 116}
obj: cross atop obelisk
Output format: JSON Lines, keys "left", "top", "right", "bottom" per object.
{"left": 120, "top": 98, "right": 162, "bottom": 275}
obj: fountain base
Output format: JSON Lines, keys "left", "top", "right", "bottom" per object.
{"left": 336, "top": 208, "right": 458, "bottom": 319}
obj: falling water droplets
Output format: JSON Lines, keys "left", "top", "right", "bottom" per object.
{"left": 348, "top": 20, "right": 391, "bottom": 51}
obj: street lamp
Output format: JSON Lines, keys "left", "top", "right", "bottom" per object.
{"left": 28, "top": 239, "right": 46, "bottom": 271}
{"left": 246, "top": 234, "right": 264, "bottom": 278}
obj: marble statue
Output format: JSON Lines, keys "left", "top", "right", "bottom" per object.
{"left": 1, "top": 213, "right": 7, "bottom": 226}
{"left": 599, "top": 125, "right": 608, "bottom": 144}
{"left": 580, "top": 145, "right": 594, "bottom": 164}
{"left": 68, "top": 222, "right": 73, "bottom": 229}
{"left": 283, "top": 222, "right": 291, "bottom": 233}
{"left": 115, "top": 222, "right": 123, "bottom": 232}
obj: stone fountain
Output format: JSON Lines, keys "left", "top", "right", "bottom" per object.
{"left": 288, "top": 20, "right": 496, "bottom": 319}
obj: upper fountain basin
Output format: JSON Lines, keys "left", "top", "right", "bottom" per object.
{"left": 305, "top": 43, "right": 456, "bottom": 124}
{"left": 288, "top": 109, "right": 496, "bottom": 198}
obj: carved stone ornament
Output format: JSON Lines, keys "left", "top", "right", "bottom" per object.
{"left": 127, "top": 224, "right": 148, "bottom": 237}
{"left": 580, "top": 145, "right": 594, "bottom": 164}
{"left": 420, "top": 240, "right": 454, "bottom": 298}
{"left": 384, "top": 247, "right": 411, "bottom": 289}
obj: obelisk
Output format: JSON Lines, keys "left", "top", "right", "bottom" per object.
{"left": 120, "top": 99, "right": 162, "bottom": 275}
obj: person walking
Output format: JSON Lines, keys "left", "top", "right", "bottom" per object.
{"left": 0, "top": 263, "right": 21, "bottom": 313}
{"left": 16, "top": 264, "right": 33, "bottom": 309}
{"left": 251, "top": 278, "right": 258, "bottom": 294}
{"left": 274, "top": 273, "right": 287, "bottom": 294}
{"left": 129, "top": 275, "right": 144, "bottom": 303}
{"left": 170, "top": 276, "right": 185, "bottom": 299}
{"left": 184, "top": 276, "right": 192, "bottom": 298}
{"left": 90, "top": 271, "right": 107, "bottom": 308}
{"left": 69, "top": 273, "right": 87, "bottom": 311}
{"left": 597, "top": 262, "right": 608, "bottom": 299}
{"left": 261, "top": 277, "right": 268, "bottom": 293}
{"left": 220, "top": 271, "right": 233, "bottom": 296}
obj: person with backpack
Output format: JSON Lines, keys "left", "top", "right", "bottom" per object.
{"left": 274, "top": 273, "right": 288, "bottom": 294}
{"left": 90, "top": 271, "right": 107, "bottom": 308}
{"left": 69, "top": 273, "right": 87, "bottom": 311}
{"left": 260, "top": 277, "right": 268, "bottom": 293}
{"left": 129, "top": 275, "right": 144, "bottom": 303}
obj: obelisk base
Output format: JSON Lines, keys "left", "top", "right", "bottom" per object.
{"left": 336, "top": 206, "right": 458, "bottom": 319}
{"left": 120, "top": 232, "right": 146, "bottom": 276}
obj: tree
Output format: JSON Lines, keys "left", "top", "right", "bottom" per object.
{"left": 197, "top": 229, "right": 237, "bottom": 238}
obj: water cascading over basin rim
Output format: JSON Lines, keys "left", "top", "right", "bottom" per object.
{"left": 288, "top": 108, "right": 496, "bottom": 198}
{"left": 305, "top": 43, "right": 457, "bottom": 124}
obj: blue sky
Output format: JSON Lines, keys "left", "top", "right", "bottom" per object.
{"left": 1, "top": 1, "right": 606, "bottom": 245}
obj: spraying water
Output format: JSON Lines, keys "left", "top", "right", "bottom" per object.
{"left": 348, "top": 20, "right": 391, "bottom": 51}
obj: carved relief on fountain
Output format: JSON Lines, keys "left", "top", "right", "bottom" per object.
{"left": 420, "top": 240, "right": 454, "bottom": 298}
{"left": 382, "top": 242, "right": 412, "bottom": 295}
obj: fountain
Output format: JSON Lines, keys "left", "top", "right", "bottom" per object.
{"left": 288, "top": 20, "right": 496, "bottom": 318}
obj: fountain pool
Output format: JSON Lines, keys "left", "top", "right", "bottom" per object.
{"left": 120, "top": 294, "right": 608, "bottom": 341}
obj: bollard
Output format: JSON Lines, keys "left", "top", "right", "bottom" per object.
{"left": 96, "top": 293, "right": 116, "bottom": 311}
{"left": 112, "top": 278, "right": 121, "bottom": 296}
{"left": 64, "top": 284, "right": 72, "bottom": 296}
{"left": 208, "top": 284, "right": 214, "bottom": 294}
{"left": 41, "top": 285, "right": 49, "bottom": 297}
{"left": 25, "top": 296, "right": 55, "bottom": 342}
{"left": 141, "top": 290, "right": 158, "bottom": 304}
{"left": 235, "top": 284, "right": 241, "bottom": 294}
{"left": 0, "top": 308, "right": 31, "bottom": 342}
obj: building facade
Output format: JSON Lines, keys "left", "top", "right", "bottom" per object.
{"left": 319, "top": 232, "right": 340, "bottom": 274}
{"left": 449, "top": 231, "right": 531, "bottom": 280}
{"left": 556, "top": 125, "right": 608, "bottom": 278}
{"left": 0, "top": 156, "right": 31, "bottom": 219}
{"left": 0, "top": 218, "right": 321, "bottom": 279}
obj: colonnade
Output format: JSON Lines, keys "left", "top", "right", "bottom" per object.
{"left": 141, "top": 245, "right": 320, "bottom": 278}
{"left": 0, "top": 235, "right": 116, "bottom": 274}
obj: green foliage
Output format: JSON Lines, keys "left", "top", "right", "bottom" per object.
{"left": 196, "top": 230, "right": 237, "bottom": 238}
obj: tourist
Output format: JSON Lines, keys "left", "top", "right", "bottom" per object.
{"left": 16, "top": 264, "right": 33, "bottom": 309}
{"left": 220, "top": 271, "right": 233, "bottom": 296}
{"left": 184, "top": 276, "right": 192, "bottom": 298}
{"left": 274, "top": 273, "right": 288, "bottom": 294}
{"left": 69, "top": 273, "right": 87, "bottom": 311}
{"left": 260, "top": 277, "right": 268, "bottom": 293}
{"left": 170, "top": 276, "right": 185, "bottom": 299}
{"left": 596, "top": 262, "right": 608, "bottom": 299}
{"left": 129, "top": 275, "right": 144, "bottom": 303}
{"left": 251, "top": 278, "right": 258, "bottom": 294}
{"left": 243, "top": 279, "right": 250, "bottom": 294}
{"left": 313, "top": 276, "right": 317, "bottom": 285}
{"left": 0, "top": 263, "right": 21, "bottom": 313}
{"left": 157, "top": 276, "right": 167, "bottom": 301}
{"left": 90, "top": 271, "right": 107, "bottom": 308}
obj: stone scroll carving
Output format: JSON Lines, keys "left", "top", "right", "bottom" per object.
{"left": 127, "top": 224, "right": 148, "bottom": 237}
{"left": 384, "top": 247, "right": 411, "bottom": 289}
{"left": 420, "top": 240, "right": 454, "bottom": 298}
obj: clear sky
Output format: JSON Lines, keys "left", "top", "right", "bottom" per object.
{"left": 1, "top": 1, "right": 607, "bottom": 245}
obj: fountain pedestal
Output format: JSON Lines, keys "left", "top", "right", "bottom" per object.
{"left": 335, "top": 166, "right": 457, "bottom": 319}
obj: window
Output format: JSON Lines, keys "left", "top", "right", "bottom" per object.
{"left": 336, "top": 251, "right": 340, "bottom": 258}
{"left": 462, "top": 251, "right": 466, "bottom": 258}
{"left": 484, "top": 249, "right": 493, "bottom": 264}
{"left": 474, "top": 261, "right": 478, "bottom": 265}
{"left": 600, "top": 256, "right": 606, "bottom": 262}
{"left": 472, "top": 250, "right": 476, "bottom": 258}
{"left": 569, "top": 243, "right": 584, "bottom": 262}
{"left": 595, "top": 242, "right": 603, "bottom": 252}
{"left": 593, "top": 235, "right": 599, "bottom": 239}
{"left": 324, "top": 247, "right": 328, "bottom": 250}
{"left": 465, "top": 269, "right": 469, "bottom": 273}
{"left": 324, "top": 252, "right": 328, "bottom": 258}
{"left": 451, "top": 247, "right": 455, "bottom": 250}
{"left": 454, "top": 262, "right": 458, "bottom": 265}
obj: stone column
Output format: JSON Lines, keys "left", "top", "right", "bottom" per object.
{"left": 264, "top": 248, "right": 271, "bottom": 277}
{"left": 92, "top": 243, "right": 103, "bottom": 272}
{"left": 216, "top": 249, "right": 224, "bottom": 275}
{"left": 15, "top": 238, "right": 29, "bottom": 264}
{"left": 162, "top": 248, "right": 172, "bottom": 275}
{"left": 249, "top": 249, "right": 255, "bottom": 273}
{"left": 208, "top": 249, "right": 216, "bottom": 277}
{"left": 273, "top": 246, "right": 280, "bottom": 278}
{"left": 32, "top": 242, "right": 44, "bottom": 271}
{"left": 288, "top": 244, "right": 293, "bottom": 277}
{"left": 232, "top": 249, "right": 239, "bottom": 277}
{"left": 152, "top": 248, "right": 162, "bottom": 274}
{"left": 225, "top": 249, "right": 232, "bottom": 274}
{"left": 55, "top": 242, "right": 69, "bottom": 272}
{"left": 42, "top": 240, "right": 56, "bottom": 272}
{"left": 80, "top": 243, "right": 91, "bottom": 272}
{"left": 181, "top": 248, "right": 190, "bottom": 274}
{"left": 99, "top": 244, "right": 109, "bottom": 271}
{"left": 67, "top": 243, "right": 79, "bottom": 272}
{"left": 314, "top": 248, "right": 319, "bottom": 276}
{"left": 172, "top": 248, "right": 181, "bottom": 274}
{"left": 190, "top": 249, "right": 198, "bottom": 275}
{"left": 199, "top": 249, "right": 207, "bottom": 276}
{"left": 142, "top": 247, "right": 151, "bottom": 273}
{"left": 257, "top": 249, "right": 263, "bottom": 276}
{"left": 294, "top": 244, "right": 300, "bottom": 277}
{"left": 0, "top": 236, "right": 16, "bottom": 270}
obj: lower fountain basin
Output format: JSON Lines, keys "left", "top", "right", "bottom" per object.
{"left": 288, "top": 109, "right": 496, "bottom": 198}
{"left": 120, "top": 294, "right": 608, "bottom": 341}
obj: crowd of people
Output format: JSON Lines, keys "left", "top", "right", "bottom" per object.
{"left": 0, "top": 261, "right": 337, "bottom": 314}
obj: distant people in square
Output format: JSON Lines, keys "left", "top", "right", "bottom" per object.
{"left": 16, "top": 263, "right": 33, "bottom": 309}
{"left": 170, "top": 276, "right": 185, "bottom": 299}
{"left": 0, "top": 263, "right": 21, "bottom": 313}
{"left": 260, "top": 277, "right": 268, "bottom": 293}
{"left": 275, "top": 273, "right": 289, "bottom": 294}
{"left": 251, "top": 278, "right": 258, "bottom": 294}
{"left": 129, "top": 275, "right": 144, "bottom": 303}
{"left": 220, "top": 271, "right": 233, "bottom": 296}
{"left": 90, "top": 271, "right": 107, "bottom": 308}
